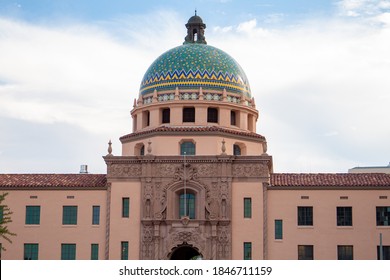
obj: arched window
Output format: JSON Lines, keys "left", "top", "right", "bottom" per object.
{"left": 180, "top": 141, "right": 195, "bottom": 155}
{"left": 179, "top": 193, "right": 195, "bottom": 219}
{"left": 135, "top": 143, "right": 145, "bottom": 156}
{"left": 233, "top": 144, "right": 241, "bottom": 156}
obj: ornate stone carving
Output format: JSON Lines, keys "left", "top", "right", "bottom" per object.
{"left": 155, "top": 164, "right": 180, "bottom": 177}
{"left": 217, "top": 225, "right": 231, "bottom": 259}
{"left": 196, "top": 164, "right": 218, "bottom": 177}
{"left": 108, "top": 164, "right": 141, "bottom": 177}
{"left": 174, "top": 164, "right": 198, "bottom": 181}
{"left": 232, "top": 163, "right": 268, "bottom": 177}
{"left": 142, "top": 225, "right": 154, "bottom": 259}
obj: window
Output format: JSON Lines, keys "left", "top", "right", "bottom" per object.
{"left": 230, "top": 110, "right": 237, "bottom": 126}
{"left": 140, "top": 145, "right": 145, "bottom": 156}
{"left": 337, "top": 207, "right": 352, "bottom": 226}
{"left": 243, "top": 242, "right": 252, "bottom": 260}
{"left": 24, "top": 243, "right": 39, "bottom": 260}
{"left": 91, "top": 244, "right": 99, "bottom": 260}
{"left": 298, "top": 206, "right": 313, "bottom": 226}
{"left": 162, "top": 108, "right": 170, "bottom": 124}
{"left": 377, "top": 246, "right": 390, "bottom": 260}
{"left": 25, "top": 206, "right": 40, "bottom": 225}
{"left": 92, "top": 206, "right": 100, "bottom": 225}
{"left": 298, "top": 245, "right": 314, "bottom": 260}
{"left": 179, "top": 193, "right": 195, "bottom": 219}
{"left": 244, "top": 198, "right": 252, "bottom": 218}
{"left": 338, "top": 245, "right": 353, "bottom": 260}
{"left": 62, "top": 206, "right": 77, "bottom": 225}
{"left": 0, "top": 206, "right": 3, "bottom": 223}
{"left": 376, "top": 206, "right": 390, "bottom": 226}
{"left": 122, "top": 198, "right": 130, "bottom": 218}
{"left": 183, "top": 107, "right": 195, "bottom": 122}
{"left": 61, "top": 244, "right": 76, "bottom": 260}
{"left": 121, "top": 241, "right": 129, "bottom": 260}
{"left": 233, "top": 144, "right": 241, "bottom": 156}
{"left": 180, "top": 141, "right": 195, "bottom": 155}
{"left": 275, "top": 220, "right": 283, "bottom": 240}
{"left": 142, "top": 110, "right": 150, "bottom": 127}
{"left": 207, "top": 107, "right": 218, "bottom": 123}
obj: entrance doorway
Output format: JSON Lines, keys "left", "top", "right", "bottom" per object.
{"left": 169, "top": 243, "right": 202, "bottom": 260}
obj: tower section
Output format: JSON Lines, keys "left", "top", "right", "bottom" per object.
{"left": 105, "top": 13, "right": 272, "bottom": 260}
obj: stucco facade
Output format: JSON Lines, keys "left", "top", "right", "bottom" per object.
{"left": 0, "top": 14, "right": 389, "bottom": 260}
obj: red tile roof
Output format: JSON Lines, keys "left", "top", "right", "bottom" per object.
{"left": 0, "top": 174, "right": 107, "bottom": 189}
{"left": 270, "top": 173, "right": 390, "bottom": 187}
{"left": 1, "top": 173, "right": 389, "bottom": 189}
{"left": 120, "top": 125, "right": 266, "bottom": 141}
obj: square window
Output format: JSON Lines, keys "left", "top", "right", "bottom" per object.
{"left": 25, "top": 206, "right": 40, "bottom": 225}
{"left": 61, "top": 244, "right": 76, "bottom": 260}
{"left": 337, "top": 207, "right": 352, "bottom": 226}
{"left": 183, "top": 107, "right": 195, "bottom": 122}
{"left": 338, "top": 245, "right": 353, "bottom": 260}
{"left": 207, "top": 108, "right": 218, "bottom": 123}
{"left": 298, "top": 206, "right": 313, "bottom": 226}
{"left": 180, "top": 141, "right": 195, "bottom": 156}
{"left": 24, "top": 243, "right": 39, "bottom": 260}
{"left": 376, "top": 207, "right": 390, "bottom": 226}
{"left": 298, "top": 245, "right": 314, "bottom": 260}
{"left": 377, "top": 246, "right": 390, "bottom": 260}
{"left": 62, "top": 206, "right": 77, "bottom": 225}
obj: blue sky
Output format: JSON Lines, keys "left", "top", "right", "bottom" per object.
{"left": 0, "top": 0, "right": 390, "bottom": 173}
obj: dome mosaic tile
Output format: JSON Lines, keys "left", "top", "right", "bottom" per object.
{"left": 140, "top": 44, "right": 251, "bottom": 98}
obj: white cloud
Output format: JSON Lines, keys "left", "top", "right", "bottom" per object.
{"left": 1, "top": 7, "right": 390, "bottom": 173}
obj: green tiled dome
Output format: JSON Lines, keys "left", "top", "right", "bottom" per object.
{"left": 140, "top": 44, "right": 251, "bottom": 98}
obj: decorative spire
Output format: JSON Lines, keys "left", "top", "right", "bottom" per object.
{"left": 107, "top": 140, "right": 113, "bottom": 156}
{"left": 147, "top": 140, "right": 152, "bottom": 155}
{"left": 221, "top": 139, "right": 227, "bottom": 155}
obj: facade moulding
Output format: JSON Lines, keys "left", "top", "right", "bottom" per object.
{"left": 119, "top": 127, "right": 266, "bottom": 143}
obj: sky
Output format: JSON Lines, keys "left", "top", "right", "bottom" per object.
{"left": 0, "top": 0, "right": 389, "bottom": 174}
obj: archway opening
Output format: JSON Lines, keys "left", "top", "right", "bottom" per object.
{"left": 169, "top": 243, "right": 202, "bottom": 260}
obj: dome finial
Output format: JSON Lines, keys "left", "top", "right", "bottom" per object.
{"left": 184, "top": 12, "right": 207, "bottom": 44}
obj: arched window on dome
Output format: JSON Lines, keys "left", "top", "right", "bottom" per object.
{"left": 234, "top": 142, "right": 246, "bottom": 156}
{"left": 192, "top": 28, "right": 198, "bottom": 42}
{"left": 134, "top": 143, "right": 145, "bottom": 156}
{"left": 233, "top": 144, "right": 241, "bottom": 156}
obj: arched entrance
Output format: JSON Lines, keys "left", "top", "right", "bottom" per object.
{"left": 169, "top": 243, "right": 203, "bottom": 260}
